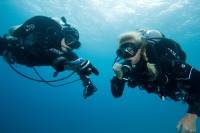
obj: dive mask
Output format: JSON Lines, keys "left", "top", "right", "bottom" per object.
{"left": 65, "top": 35, "right": 81, "bottom": 49}
{"left": 116, "top": 42, "right": 140, "bottom": 59}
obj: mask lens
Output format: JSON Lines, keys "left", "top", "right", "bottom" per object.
{"left": 65, "top": 35, "right": 81, "bottom": 49}
{"left": 116, "top": 43, "right": 139, "bottom": 59}
{"left": 116, "top": 48, "right": 133, "bottom": 59}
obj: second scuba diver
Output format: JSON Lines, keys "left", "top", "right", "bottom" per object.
{"left": 0, "top": 15, "right": 99, "bottom": 99}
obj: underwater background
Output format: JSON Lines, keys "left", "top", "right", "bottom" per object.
{"left": 0, "top": 0, "right": 200, "bottom": 133}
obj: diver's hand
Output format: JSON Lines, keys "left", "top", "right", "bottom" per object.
{"left": 77, "top": 71, "right": 97, "bottom": 99}
{"left": 80, "top": 60, "right": 99, "bottom": 76}
{"left": 112, "top": 62, "right": 123, "bottom": 79}
{"left": 176, "top": 113, "right": 197, "bottom": 133}
{"left": 82, "top": 78, "right": 97, "bottom": 99}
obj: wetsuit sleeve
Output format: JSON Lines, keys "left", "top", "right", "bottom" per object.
{"left": 159, "top": 56, "right": 200, "bottom": 116}
{"left": 63, "top": 58, "right": 86, "bottom": 71}
{"left": 160, "top": 61, "right": 200, "bottom": 116}
{"left": 51, "top": 50, "right": 85, "bottom": 72}
{"left": 187, "top": 68, "right": 200, "bottom": 117}
{"left": 110, "top": 76, "right": 126, "bottom": 98}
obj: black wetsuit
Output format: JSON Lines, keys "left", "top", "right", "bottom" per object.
{"left": 111, "top": 39, "right": 200, "bottom": 117}
{"left": 0, "top": 16, "right": 80, "bottom": 72}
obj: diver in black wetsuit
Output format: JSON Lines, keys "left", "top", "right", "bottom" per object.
{"left": 111, "top": 29, "right": 200, "bottom": 133}
{"left": 0, "top": 16, "right": 99, "bottom": 99}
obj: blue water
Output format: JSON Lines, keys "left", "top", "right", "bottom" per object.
{"left": 1, "top": 0, "right": 200, "bottom": 133}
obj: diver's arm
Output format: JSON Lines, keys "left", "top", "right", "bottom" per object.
{"left": 52, "top": 55, "right": 99, "bottom": 76}
{"left": 160, "top": 59, "right": 200, "bottom": 133}
{"left": 64, "top": 58, "right": 86, "bottom": 71}
{"left": 52, "top": 57, "right": 85, "bottom": 71}
{"left": 176, "top": 67, "right": 200, "bottom": 133}
{"left": 111, "top": 62, "right": 127, "bottom": 98}
{"left": 187, "top": 102, "right": 200, "bottom": 117}
{"left": 64, "top": 58, "right": 99, "bottom": 76}
{"left": 187, "top": 68, "right": 200, "bottom": 117}
{"left": 160, "top": 56, "right": 200, "bottom": 114}
{"left": 171, "top": 61, "right": 200, "bottom": 116}
{"left": 110, "top": 76, "right": 126, "bottom": 98}
{"left": 47, "top": 48, "right": 99, "bottom": 75}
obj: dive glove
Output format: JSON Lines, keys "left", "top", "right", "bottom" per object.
{"left": 82, "top": 78, "right": 97, "bottom": 99}
{"left": 78, "top": 71, "right": 97, "bottom": 99}
{"left": 80, "top": 60, "right": 99, "bottom": 76}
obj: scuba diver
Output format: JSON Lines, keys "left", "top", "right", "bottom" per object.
{"left": 0, "top": 15, "right": 99, "bottom": 99}
{"left": 111, "top": 29, "right": 200, "bottom": 133}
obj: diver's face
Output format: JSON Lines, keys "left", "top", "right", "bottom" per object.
{"left": 61, "top": 38, "right": 71, "bottom": 51}
{"left": 118, "top": 40, "right": 142, "bottom": 65}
